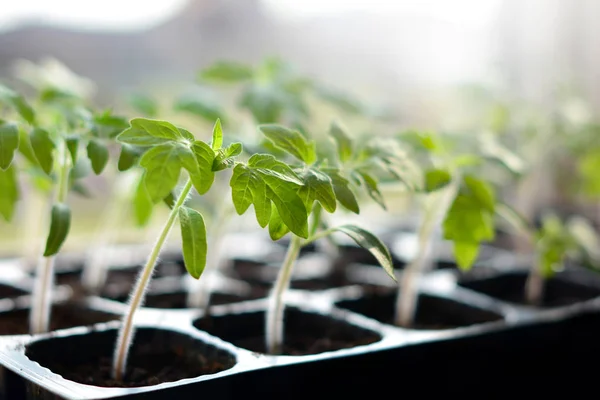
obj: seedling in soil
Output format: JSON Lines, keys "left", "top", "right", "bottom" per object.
{"left": 229, "top": 123, "right": 397, "bottom": 354}
{"left": 0, "top": 78, "right": 121, "bottom": 334}
{"left": 111, "top": 117, "right": 241, "bottom": 381}
{"left": 394, "top": 130, "right": 499, "bottom": 328}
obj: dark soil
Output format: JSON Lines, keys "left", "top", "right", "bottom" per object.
{"left": 107, "top": 289, "right": 268, "bottom": 309}
{"left": 0, "top": 304, "right": 118, "bottom": 335}
{"left": 194, "top": 308, "right": 381, "bottom": 356}
{"left": 458, "top": 271, "right": 600, "bottom": 308}
{"left": 336, "top": 286, "right": 503, "bottom": 330}
{"left": 0, "top": 284, "right": 27, "bottom": 299}
{"left": 50, "top": 343, "right": 228, "bottom": 387}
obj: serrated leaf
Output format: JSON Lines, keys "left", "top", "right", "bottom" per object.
{"left": 133, "top": 174, "right": 153, "bottom": 226}
{"left": 65, "top": 136, "right": 79, "bottom": 164}
{"left": 177, "top": 144, "right": 213, "bottom": 196}
{"left": 297, "top": 168, "right": 337, "bottom": 213}
{"left": 0, "top": 85, "right": 35, "bottom": 124}
{"left": 0, "top": 122, "right": 19, "bottom": 170}
{"left": 211, "top": 119, "right": 223, "bottom": 150}
{"left": 179, "top": 206, "right": 207, "bottom": 279}
{"left": 139, "top": 144, "right": 182, "bottom": 203}
{"left": 86, "top": 139, "right": 109, "bottom": 175}
{"left": 118, "top": 118, "right": 184, "bottom": 147}
{"left": 424, "top": 169, "right": 452, "bottom": 192}
{"left": 213, "top": 142, "right": 242, "bottom": 171}
{"left": 258, "top": 124, "right": 316, "bottom": 164}
{"left": 268, "top": 205, "right": 290, "bottom": 240}
{"left": 356, "top": 170, "right": 386, "bottom": 210}
{"left": 200, "top": 61, "right": 253, "bottom": 82}
{"left": 230, "top": 164, "right": 273, "bottom": 228}
{"left": 330, "top": 225, "right": 395, "bottom": 281}
{"left": 117, "top": 144, "right": 141, "bottom": 171}
{"left": 264, "top": 180, "right": 308, "bottom": 238}
{"left": 43, "top": 203, "right": 71, "bottom": 257}
{"left": 323, "top": 169, "right": 359, "bottom": 214}
{"left": 248, "top": 153, "right": 303, "bottom": 184}
{"left": 329, "top": 121, "right": 353, "bottom": 163}
{"left": 453, "top": 241, "right": 480, "bottom": 270}
{"left": 0, "top": 165, "right": 18, "bottom": 221}
{"left": 30, "top": 128, "right": 55, "bottom": 175}
{"left": 189, "top": 141, "right": 215, "bottom": 194}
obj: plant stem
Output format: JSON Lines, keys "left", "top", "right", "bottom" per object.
{"left": 266, "top": 234, "right": 303, "bottom": 355}
{"left": 112, "top": 178, "right": 193, "bottom": 381}
{"left": 29, "top": 143, "right": 70, "bottom": 334}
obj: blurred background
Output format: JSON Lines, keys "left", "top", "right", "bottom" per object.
{"left": 1, "top": 0, "right": 600, "bottom": 254}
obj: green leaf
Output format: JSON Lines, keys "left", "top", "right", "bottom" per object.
{"left": 189, "top": 141, "right": 215, "bottom": 194}
{"left": 578, "top": 147, "right": 600, "bottom": 197}
{"left": 453, "top": 241, "right": 480, "bottom": 271}
{"left": 329, "top": 121, "right": 353, "bottom": 163}
{"left": 463, "top": 175, "right": 495, "bottom": 212}
{"left": 139, "top": 144, "right": 182, "bottom": 203}
{"left": 265, "top": 181, "right": 308, "bottom": 238}
{"left": 268, "top": 205, "right": 290, "bottom": 240}
{"left": 30, "top": 128, "right": 55, "bottom": 175}
{"left": 0, "top": 85, "right": 35, "bottom": 124}
{"left": 17, "top": 127, "right": 38, "bottom": 165}
{"left": 211, "top": 119, "right": 223, "bottom": 150}
{"left": 43, "top": 203, "right": 71, "bottom": 257}
{"left": 129, "top": 93, "right": 158, "bottom": 117}
{"left": 174, "top": 95, "right": 224, "bottom": 123}
{"left": 163, "top": 192, "right": 176, "bottom": 209}
{"left": 86, "top": 139, "right": 109, "bottom": 175}
{"left": 178, "top": 206, "right": 207, "bottom": 279}
{"left": 297, "top": 168, "right": 337, "bottom": 213}
{"left": 65, "top": 136, "right": 79, "bottom": 164}
{"left": 323, "top": 169, "right": 359, "bottom": 214}
{"left": 0, "top": 165, "right": 18, "bottom": 221}
{"left": 248, "top": 153, "right": 303, "bottom": 184}
{"left": 424, "top": 169, "right": 452, "bottom": 192}
{"left": 329, "top": 225, "right": 395, "bottom": 281}
{"left": 230, "top": 164, "right": 254, "bottom": 215}
{"left": 92, "top": 112, "right": 129, "bottom": 139}
{"left": 117, "top": 144, "right": 141, "bottom": 171}
{"left": 355, "top": 170, "right": 386, "bottom": 210}
{"left": 213, "top": 142, "right": 242, "bottom": 171}
{"left": 133, "top": 174, "right": 153, "bottom": 226}
{"left": 117, "top": 118, "right": 184, "bottom": 147}
{"left": 200, "top": 61, "right": 254, "bottom": 82}
{"left": 258, "top": 124, "right": 316, "bottom": 164}
{"left": 0, "top": 122, "right": 19, "bottom": 170}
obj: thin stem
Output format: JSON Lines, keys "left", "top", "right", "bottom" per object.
{"left": 266, "top": 234, "right": 303, "bottom": 355}
{"left": 112, "top": 178, "right": 193, "bottom": 381}
{"left": 29, "top": 143, "right": 70, "bottom": 334}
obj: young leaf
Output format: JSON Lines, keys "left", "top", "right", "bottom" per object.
{"left": 17, "top": 127, "right": 39, "bottom": 166}
{"left": 0, "top": 165, "right": 18, "bottom": 221}
{"left": 453, "top": 241, "right": 480, "bottom": 270}
{"left": 297, "top": 168, "right": 337, "bottom": 213}
{"left": 118, "top": 119, "right": 184, "bottom": 147}
{"left": 43, "top": 203, "right": 71, "bottom": 257}
{"left": 129, "top": 93, "right": 158, "bottom": 117}
{"left": 213, "top": 142, "right": 242, "bottom": 171}
{"left": 86, "top": 139, "right": 109, "bottom": 175}
{"left": 248, "top": 154, "right": 303, "bottom": 184}
{"left": 174, "top": 95, "right": 224, "bottom": 123}
{"left": 329, "top": 121, "right": 353, "bottom": 163}
{"left": 211, "top": 119, "right": 223, "bottom": 150}
{"left": 268, "top": 205, "right": 290, "bottom": 240}
{"left": 189, "top": 141, "right": 215, "bottom": 194}
{"left": 117, "top": 144, "right": 141, "bottom": 171}
{"left": 230, "top": 164, "right": 271, "bottom": 227}
{"left": 200, "top": 61, "right": 253, "bottom": 82}
{"left": 139, "top": 144, "right": 182, "bottom": 203}
{"left": 0, "top": 85, "right": 35, "bottom": 124}
{"left": 178, "top": 206, "right": 207, "bottom": 279}
{"left": 355, "top": 170, "right": 386, "bottom": 210}
{"left": 328, "top": 225, "right": 395, "bottom": 281}
{"left": 65, "top": 136, "right": 79, "bottom": 164}
{"left": 424, "top": 169, "right": 452, "bottom": 192}
{"left": 30, "top": 128, "right": 55, "bottom": 175}
{"left": 265, "top": 182, "right": 308, "bottom": 238}
{"left": 323, "top": 169, "right": 360, "bottom": 214}
{"left": 258, "top": 124, "right": 316, "bottom": 164}
{"left": 133, "top": 174, "right": 153, "bottom": 226}
{"left": 0, "top": 122, "right": 19, "bottom": 170}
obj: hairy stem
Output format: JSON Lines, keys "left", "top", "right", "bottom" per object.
{"left": 29, "top": 144, "right": 70, "bottom": 334}
{"left": 266, "top": 234, "right": 303, "bottom": 355}
{"left": 112, "top": 178, "right": 193, "bottom": 381}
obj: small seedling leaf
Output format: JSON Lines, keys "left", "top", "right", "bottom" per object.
{"left": 264, "top": 177, "right": 308, "bottom": 238}
{"left": 323, "top": 169, "right": 360, "bottom": 214}
{"left": 0, "top": 122, "right": 19, "bottom": 170}
{"left": 297, "top": 168, "right": 337, "bottom": 213}
{"left": 117, "top": 144, "right": 141, "bottom": 171}
{"left": 190, "top": 141, "right": 215, "bottom": 194}
{"left": 200, "top": 61, "right": 254, "bottom": 82}
{"left": 86, "top": 139, "right": 109, "bottom": 175}
{"left": 330, "top": 225, "right": 395, "bottom": 281}
{"left": 30, "top": 128, "right": 55, "bottom": 175}
{"left": 355, "top": 170, "right": 386, "bottom": 210}
{"left": 118, "top": 118, "right": 184, "bottom": 146}
{"left": 329, "top": 121, "right": 353, "bottom": 163}
{"left": 424, "top": 169, "right": 452, "bottom": 192}
{"left": 139, "top": 144, "right": 182, "bottom": 203}
{"left": 65, "top": 136, "right": 79, "bottom": 164}
{"left": 0, "top": 85, "right": 35, "bottom": 124}
{"left": 268, "top": 205, "right": 290, "bottom": 240}
{"left": 43, "top": 203, "right": 71, "bottom": 257}
{"left": 258, "top": 124, "right": 316, "bottom": 164}
{"left": 0, "top": 165, "right": 18, "bottom": 221}
{"left": 179, "top": 206, "right": 207, "bottom": 279}
{"left": 129, "top": 94, "right": 158, "bottom": 117}
{"left": 133, "top": 174, "right": 153, "bottom": 227}
{"left": 453, "top": 241, "right": 480, "bottom": 271}
{"left": 211, "top": 119, "right": 223, "bottom": 150}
